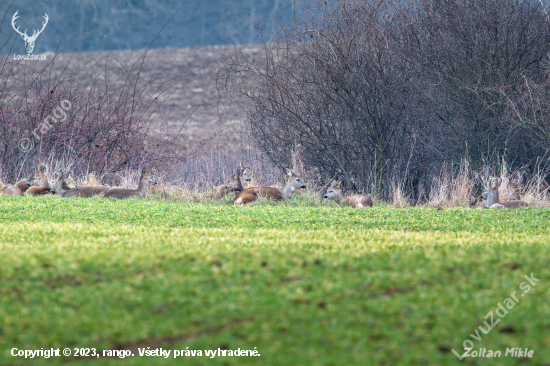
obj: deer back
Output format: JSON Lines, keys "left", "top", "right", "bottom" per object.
{"left": 1, "top": 185, "right": 23, "bottom": 196}
{"left": 63, "top": 186, "right": 108, "bottom": 198}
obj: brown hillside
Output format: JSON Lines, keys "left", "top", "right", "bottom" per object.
{"left": 4, "top": 44, "right": 263, "bottom": 151}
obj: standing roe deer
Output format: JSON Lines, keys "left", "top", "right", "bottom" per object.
{"left": 104, "top": 169, "right": 157, "bottom": 199}
{"left": 51, "top": 173, "right": 108, "bottom": 198}
{"left": 234, "top": 168, "right": 306, "bottom": 204}
{"left": 207, "top": 169, "right": 244, "bottom": 199}
{"left": 481, "top": 178, "right": 529, "bottom": 208}
{"left": 323, "top": 179, "right": 373, "bottom": 208}
{"left": 27, "top": 166, "right": 51, "bottom": 195}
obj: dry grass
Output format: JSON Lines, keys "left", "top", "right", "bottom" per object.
{"left": 426, "top": 161, "right": 474, "bottom": 208}
{"left": 423, "top": 160, "right": 550, "bottom": 209}
{"left": 391, "top": 184, "right": 411, "bottom": 208}
{"left": 12, "top": 158, "right": 550, "bottom": 208}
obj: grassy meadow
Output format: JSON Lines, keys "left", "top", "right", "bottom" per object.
{"left": 1, "top": 195, "right": 549, "bottom": 365}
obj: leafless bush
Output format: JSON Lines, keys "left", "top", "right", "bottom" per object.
{"left": 402, "top": 0, "right": 550, "bottom": 168}
{"left": 219, "top": 0, "right": 550, "bottom": 200}
{"left": 0, "top": 49, "right": 185, "bottom": 184}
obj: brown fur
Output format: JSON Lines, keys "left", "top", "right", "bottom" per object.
{"left": 206, "top": 184, "right": 227, "bottom": 199}
{"left": 63, "top": 186, "right": 108, "bottom": 198}
{"left": 27, "top": 165, "right": 51, "bottom": 196}
{"left": 234, "top": 187, "right": 284, "bottom": 204}
{"left": 207, "top": 169, "right": 244, "bottom": 199}
{"left": 103, "top": 188, "right": 139, "bottom": 199}
{"left": 1, "top": 184, "right": 24, "bottom": 196}
{"left": 16, "top": 179, "right": 31, "bottom": 192}
{"left": 51, "top": 172, "right": 108, "bottom": 198}
{"left": 234, "top": 169, "right": 305, "bottom": 204}
{"left": 500, "top": 200, "right": 528, "bottom": 208}
{"left": 104, "top": 169, "right": 156, "bottom": 199}
{"left": 481, "top": 178, "right": 529, "bottom": 209}
{"left": 323, "top": 179, "right": 373, "bottom": 208}
{"left": 26, "top": 186, "right": 51, "bottom": 195}
{"left": 0, "top": 175, "right": 25, "bottom": 196}
{"left": 344, "top": 195, "right": 373, "bottom": 208}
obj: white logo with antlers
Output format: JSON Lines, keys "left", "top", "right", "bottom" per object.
{"left": 11, "top": 11, "right": 49, "bottom": 55}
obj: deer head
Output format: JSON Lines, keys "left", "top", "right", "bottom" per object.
{"left": 12, "top": 11, "right": 49, "bottom": 54}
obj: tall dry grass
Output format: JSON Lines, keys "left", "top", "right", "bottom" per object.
{"left": 422, "top": 160, "right": 550, "bottom": 209}
{"left": 4, "top": 150, "right": 550, "bottom": 208}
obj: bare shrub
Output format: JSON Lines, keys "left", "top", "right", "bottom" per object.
{"left": 0, "top": 35, "right": 185, "bottom": 185}
{"left": 219, "top": 0, "right": 415, "bottom": 198}
{"left": 220, "top": 0, "right": 550, "bottom": 201}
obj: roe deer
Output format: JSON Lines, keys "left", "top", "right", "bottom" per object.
{"left": 234, "top": 168, "right": 305, "bottom": 204}
{"left": 51, "top": 173, "right": 108, "bottom": 198}
{"left": 104, "top": 169, "right": 157, "bottom": 199}
{"left": 240, "top": 162, "right": 256, "bottom": 189}
{"left": 16, "top": 179, "right": 31, "bottom": 193}
{"left": 27, "top": 166, "right": 51, "bottom": 195}
{"left": 481, "top": 178, "right": 529, "bottom": 208}
{"left": 1, "top": 184, "right": 23, "bottom": 196}
{"left": 469, "top": 195, "right": 486, "bottom": 209}
{"left": 206, "top": 169, "right": 244, "bottom": 199}
{"left": 0, "top": 178, "right": 21, "bottom": 196}
{"left": 0, "top": 177, "right": 32, "bottom": 196}
{"left": 323, "top": 179, "right": 373, "bottom": 208}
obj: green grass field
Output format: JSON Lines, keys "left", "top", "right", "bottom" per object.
{"left": 1, "top": 196, "right": 549, "bottom": 365}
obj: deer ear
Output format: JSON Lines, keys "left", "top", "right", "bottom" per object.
{"left": 497, "top": 178, "right": 502, "bottom": 187}
{"left": 57, "top": 172, "right": 63, "bottom": 179}
{"left": 240, "top": 161, "right": 244, "bottom": 170}
{"left": 141, "top": 168, "right": 147, "bottom": 175}
{"left": 285, "top": 168, "right": 292, "bottom": 176}
{"left": 39, "top": 165, "right": 46, "bottom": 174}
{"left": 336, "top": 180, "right": 342, "bottom": 189}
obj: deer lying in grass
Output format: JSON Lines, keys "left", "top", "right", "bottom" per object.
{"left": 27, "top": 166, "right": 51, "bottom": 196}
{"left": 1, "top": 184, "right": 23, "bottom": 196}
{"left": 207, "top": 169, "right": 244, "bottom": 199}
{"left": 234, "top": 168, "right": 305, "bottom": 204}
{"left": 104, "top": 169, "right": 157, "bottom": 199}
{"left": 51, "top": 173, "right": 108, "bottom": 198}
{"left": 16, "top": 179, "right": 32, "bottom": 193}
{"left": 1, "top": 178, "right": 22, "bottom": 196}
{"left": 0, "top": 177, "right": 32, "bottom": 196}
{"left": 481, "top": 178, "right": 528, "bottom": 208}
{"left": 323, "top": 179, "right": 373, "bottom": 208}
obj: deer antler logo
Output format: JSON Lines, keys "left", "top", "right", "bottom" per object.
{"left": 11, "top": 11, "right": 49, "bottom": 55}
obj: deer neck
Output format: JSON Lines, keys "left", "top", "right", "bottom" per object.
{"left": 39, "top": 176, "right": 49, "bottom": 188}
{"left": 231, "top": 177, "right": 243, "bottom": 190}
{"left": 281, "top": 180, "right": 296, "bottom": 198}
{"left": 57, "top": 180, "right": 71, "bottom": 196}
{"left": 137, "top": 178, "right": 149, "bottom": 197}
{"left": 487, "top": 189, "right": 501, "bottom": 208}
{"left": 331, "top": 192, "right": 345, "bottom": 204}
